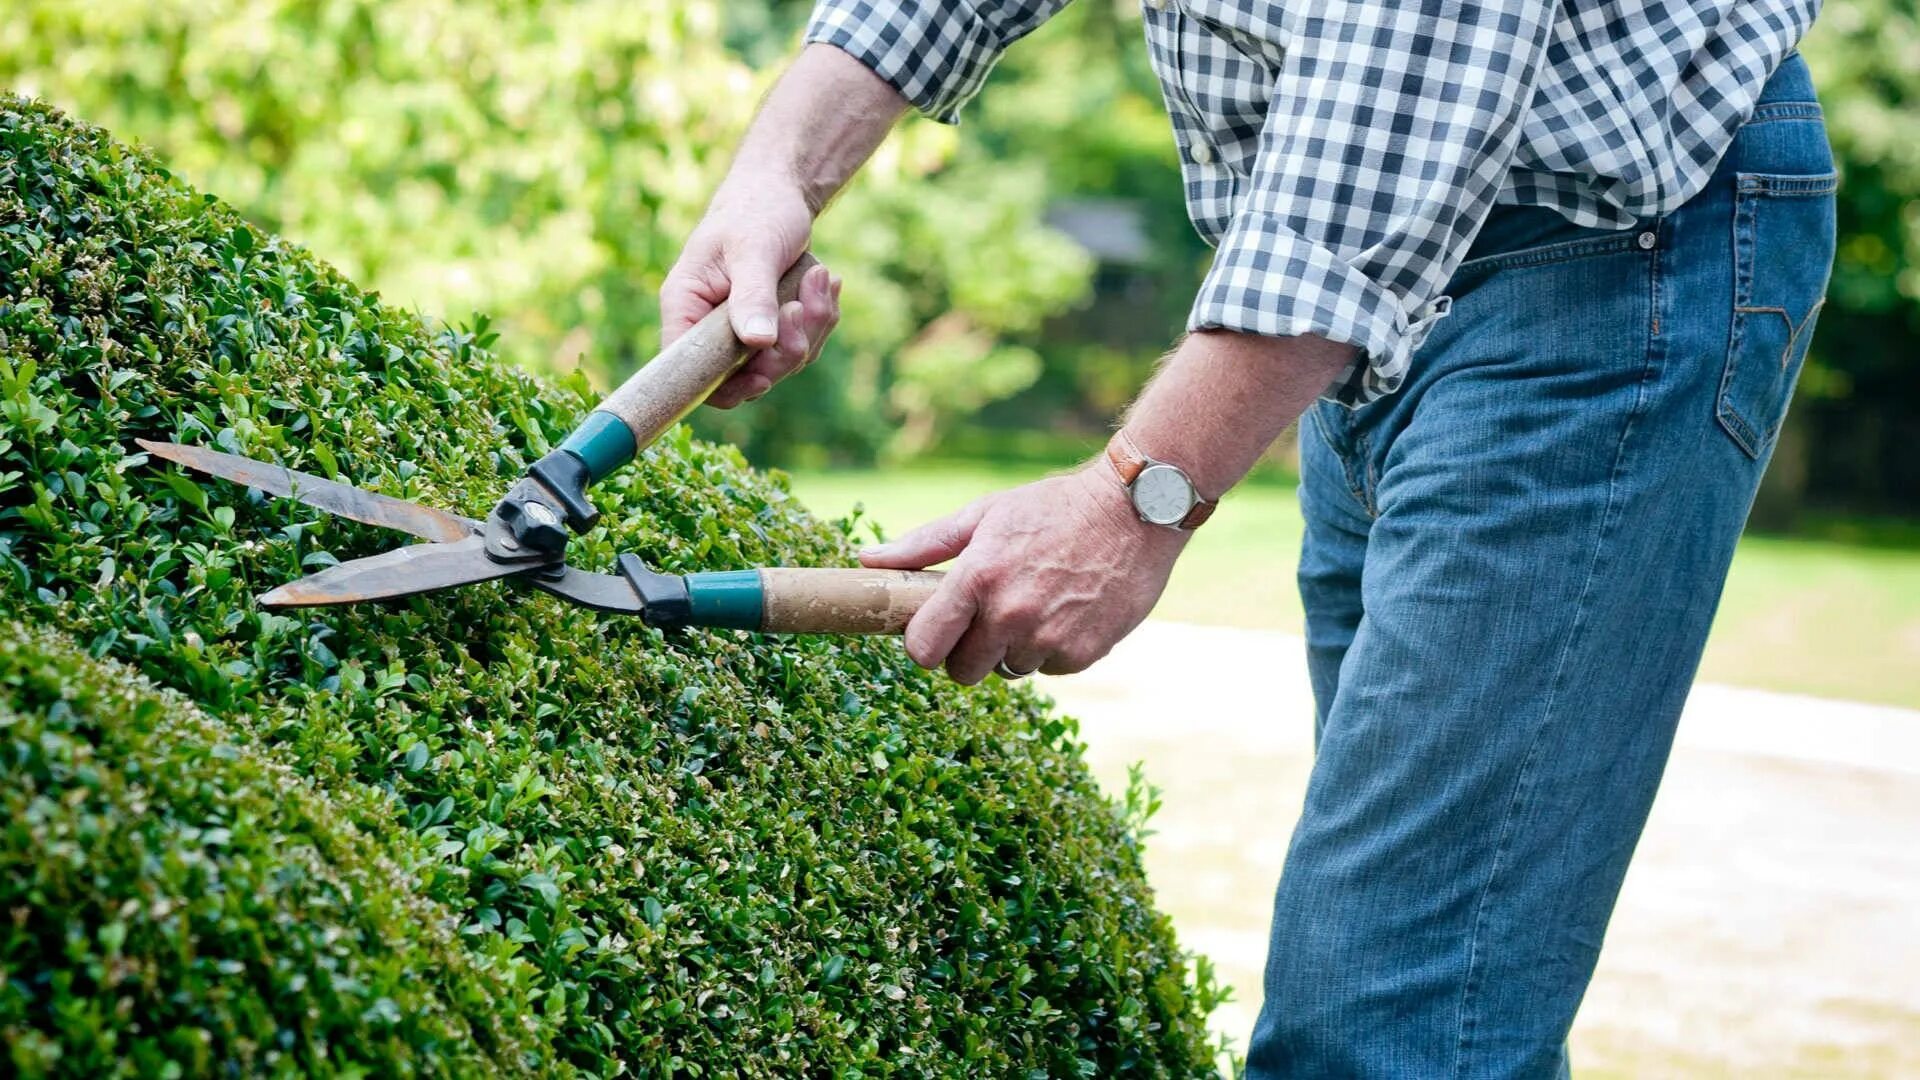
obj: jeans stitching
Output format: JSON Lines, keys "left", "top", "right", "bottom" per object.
{"left": 1451, "top": 231, "right": 1663, "bottom": 1079}
{"left": 1718, "top": 175, "right": 1833, "bottom": 458}
{"left": 1455, "top": 232, "right": 1639, "bottom": 277}
{"left": 1735, "top": 171, "right": 1840, "bottom": 197}
{"left": 1361, "top": 443, "right": 1381, "bottom": 519}
{"left": 1746, "top": 103, "right": 1823, "bottom": 124}
{"left": 1719, "top": 188, "right": 1761, "bottom": 456}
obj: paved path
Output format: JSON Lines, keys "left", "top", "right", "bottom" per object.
{"left": 1041, "top": 621, "right": 1920, "bottom": 1077}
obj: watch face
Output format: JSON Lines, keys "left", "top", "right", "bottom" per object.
{"left": 1131, "top": 463, "right": 1196, "bottom": 526}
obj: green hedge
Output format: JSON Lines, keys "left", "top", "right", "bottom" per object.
{"left": 0, "top": 622, "right": 549, "bottom": 1076}
{"left": 0, "top": 97, "right": 1223, "bottom": 1076}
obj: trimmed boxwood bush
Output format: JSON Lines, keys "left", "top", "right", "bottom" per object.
{"left": 0, "top": 96, "right": 1224, "bottom": 1076}
{"left": 0, "top": 622, "right": 551, "bottom": 1077}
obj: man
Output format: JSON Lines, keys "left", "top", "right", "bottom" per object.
{"left": 662, "top": 0, "right": 1833, "bottom": 1072}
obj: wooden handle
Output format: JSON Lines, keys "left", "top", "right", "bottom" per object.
{"left": 757, "top": 568, "right": 944, "bottom": 635}
{"left": 598, "top": 254, "right": 819, "bottom": 449}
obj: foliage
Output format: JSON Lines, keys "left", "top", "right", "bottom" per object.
{"left": 0, "top": 97, "right": 1224, "bottom": 1075}
{"left": 0, "top": 623, "right": 552, "bottom": 1077}
{"left": 1797, "top": 9, "right": 1920, "bottom": 511}
{"left": 0, "top": 0, "right": 1096, "bottom": 465}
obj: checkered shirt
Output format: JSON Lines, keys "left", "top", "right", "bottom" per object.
{"left": 805, "top": 0, "right": 1820, "bottom": 402}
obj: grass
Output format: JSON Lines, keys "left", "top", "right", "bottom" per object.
{"left": 784, "top": 458, "right": 1920, "bottom": 709}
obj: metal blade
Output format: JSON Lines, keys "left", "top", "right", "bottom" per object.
{"left": 137, "top": 439, "right": 478, "bottom": 544}
{"left": 259, "top": 535, "right": 541, "bottom": 608}
{"left": 523, "top": 565, "right": 645, "bottom": 615}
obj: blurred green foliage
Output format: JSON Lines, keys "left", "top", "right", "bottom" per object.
{"left": 1796, "top": 9, "right": 1920, "bottom": 513}
{"left": 1, "top": 0, "right": 1913, "bottom": 509}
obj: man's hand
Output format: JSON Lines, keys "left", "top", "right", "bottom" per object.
{"left": 660, "top": 44, "right": 906, "bottom": 410}
{"left": 858, "top": 465, "right": 1188, "bottom": 683}
{"left": 661, "top": 183, "right": 840, "bottom": 409}
{"left": 856, "top": 330, "right": 1355, "bottom": 684}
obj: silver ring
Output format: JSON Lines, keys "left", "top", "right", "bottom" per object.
{"left": 994, "top": 659, "right": 1038, "bottom": 681}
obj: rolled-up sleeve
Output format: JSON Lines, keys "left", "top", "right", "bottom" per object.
{"left": 1188, "top": 0, "right": 1557, "bottom": 402}
{"left": 805, "top": 1, "right": 1070, "bottom": 124}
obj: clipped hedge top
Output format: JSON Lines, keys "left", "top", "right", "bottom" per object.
{"left": 0, "top": 96, "right": 1221, "bottom": 1076}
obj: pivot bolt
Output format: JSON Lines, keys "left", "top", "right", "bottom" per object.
{"left": 503, "top": 498, "right": 568, "bottom": 555}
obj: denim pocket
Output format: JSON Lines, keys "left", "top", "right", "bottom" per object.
{"left": 1454, "top": 231, "right": 1640, "bottom": 278}
{"left": 1717, "top": 171, "right": 1838, "bottom": 460}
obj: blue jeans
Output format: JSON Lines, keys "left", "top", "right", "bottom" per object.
{"left": 1247, "top": 55, "right": 1835, "bottom": 1079}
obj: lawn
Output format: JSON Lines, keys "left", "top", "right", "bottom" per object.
{"left": 785, "top": 459, "right": 1920, "bottom": 709}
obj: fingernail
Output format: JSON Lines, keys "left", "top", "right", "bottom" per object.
{"left": 744, "top": 315, "right": 776, "bottom": 340}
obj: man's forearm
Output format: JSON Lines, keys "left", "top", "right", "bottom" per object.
{"left": 712, "top": 43, "right": 1350, "bottom": 508}
{"left": 723, "top": 44, "right": 909, "bottom": 215}
{"left": 859, "top": 328, "right": 1357, "bottom": 681}
{"left": 1121, "top": 331, "right": 1355, "bottom": 500}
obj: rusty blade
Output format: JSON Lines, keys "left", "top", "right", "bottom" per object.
{"left": 258, "top": 534, "right": 537, "bottom": 608}
{"left": 136, "top": 439, "right": 477, "bottom": 545}
{"left": 524, "top": 565, "right": 645, "bottom": 615}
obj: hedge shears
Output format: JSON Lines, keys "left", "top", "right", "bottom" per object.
{"left": 141, "top": 256, "right": 944, "bottom": 635}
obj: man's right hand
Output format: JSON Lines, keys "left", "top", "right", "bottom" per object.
{"left": 660, "top": 180, "right": 841, "bottom": 410}
{"left": 660, "top": 44, "right": 906, "bottom": 410}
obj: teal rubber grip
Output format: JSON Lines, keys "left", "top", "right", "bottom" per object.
{"left": 684, "top": 570, "right": 765, "bottom": 631}
{"left": 557, "top": 411, "right": 638, "bottom": 484}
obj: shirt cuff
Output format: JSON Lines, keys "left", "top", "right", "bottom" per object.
{"left": 1188, "top": 212, "right": 1452, "bottom": 405}
{"left": 804, "top": 1, "right": 1007, "bottom": 124}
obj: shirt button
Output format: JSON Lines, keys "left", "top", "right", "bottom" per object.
{"left": 1636, "top": 230, "right": 1657, "bottom": 250}
{"left": 1189, "top": 141, "right": 1215, "bottom": 165}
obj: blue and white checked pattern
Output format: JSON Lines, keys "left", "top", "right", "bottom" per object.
{"left": 806, "top": 0, "right": 1819, "bottom": 402}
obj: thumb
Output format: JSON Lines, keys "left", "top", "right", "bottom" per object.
{"left": 724, "top": 245, "right": 783, "bottom": 350}
{"left": 859, "top": 498, "right": 992, "bottom": 570}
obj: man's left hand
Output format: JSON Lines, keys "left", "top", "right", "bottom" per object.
{"left": 857, "top": 465, "right": 1188, "bottom": 683}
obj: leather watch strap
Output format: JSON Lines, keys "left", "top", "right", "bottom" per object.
{"left": 1177, "top": 497, "right": 1217, "bottom": 531}
{"left": 1104, "top": 430, "right": 1217, "bottom": 531}
{"left": 1104, "top": 435, "right": 1146, "bottom": 486}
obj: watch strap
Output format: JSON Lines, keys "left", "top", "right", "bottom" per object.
{"left": 1104, "top": 434, "right": 1146, "bottom": 486}
{"left": 1178, "top": 497, "right": 1217, "bottom": 530}
{"left": 1104, "top": 430, "right": 1217, "bottom": 530}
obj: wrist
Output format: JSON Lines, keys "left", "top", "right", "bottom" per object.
{"left": 709, "top": 169, "right": 817, "bottom": 221}
{"left": 1101, "top": 428, "right": 1219, "bottom": 532}
{"left": 1077, "top": 462, "right": 1192, "bottom": 557}
{"left": 723, "top": 45, "right": 908, "bottom": 218}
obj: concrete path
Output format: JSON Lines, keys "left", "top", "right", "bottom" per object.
{"left": 1041, "top": 621, "right": 1920, "bottom": 1077}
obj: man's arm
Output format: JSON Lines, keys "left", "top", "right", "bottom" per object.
{"left": 1122, "top": 331, "right": 1354, "bottom": 502}
{"left": 666, "top": 0, "right": 1071, "bottom": 406}
{"left": 740, "top": 45, "right": 910, "bottom": 218}
{"left": 859, "top": 330, "right": 1351, "bottom": 683}
{"left": 662, "top": 44, "right": 905, "bottom": 407}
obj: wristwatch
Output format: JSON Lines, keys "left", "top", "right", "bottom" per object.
{"left": 1104, "top": 430, "right": 1217, "bottom": 530}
